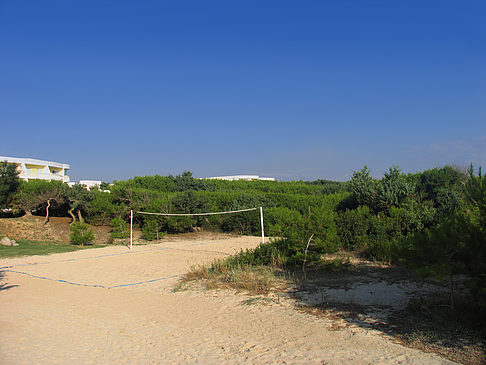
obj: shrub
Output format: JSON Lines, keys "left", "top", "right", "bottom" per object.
{"left": 70, "top": 222, "right": 95, "bottom": 245}
{"left": 110, "top": 217, "right": 130, "bottom": 238}
{"left": 142, "top": 218, "right": 166, "bottom": 240}
{"left": 337, "top": 206, "right": 372, "bottom": 251}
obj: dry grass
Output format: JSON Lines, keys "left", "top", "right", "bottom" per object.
{"left": 182, "top": 259, "right": 284, "bottom": 294}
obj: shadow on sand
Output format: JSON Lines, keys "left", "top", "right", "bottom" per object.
{"left": 0, "top": 271, "right": 19, "bottom": 291}
{"left": 284, "top": 264, "right": 485, "bottom": 365}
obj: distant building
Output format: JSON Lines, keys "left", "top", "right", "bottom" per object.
{"left": 205, "top": 175, "right": 276, "bottom": 181}
{"left": 68, "top": 180, "right": 102, "bottom": 190}
{"left": 0, "top": 156, "right": 70, "bottom": 183}
{"left": 79, "top": 180, "right": 102, "bottom": 190}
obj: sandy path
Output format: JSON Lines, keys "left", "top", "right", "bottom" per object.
{"left": 0, "top": 235, "right": 455, "bottom": 364}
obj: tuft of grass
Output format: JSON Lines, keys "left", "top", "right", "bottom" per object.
{"left": 182, "top": 258, "right": 281, "bottom": 294}
{"left": 318, "top": 254, "right": 352, "bottom": 272}
{"left": 0, "top": 239, "right": 108, "bottom": 258}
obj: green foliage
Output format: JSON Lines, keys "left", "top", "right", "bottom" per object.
{"left": 173, "top": 171, "right": 207, "bottom": 191}
{"left": 0, "top": 161, "right": 21, "bottom": 209}
{"left": 15, "top": 180, "right": 68, "bottom": 220}
{"left": 218, "top": 193, "right": 266, "bottom": 234}
{"left": 85, "top": 191, "right": 117, "bottom": 225}
{"left": 66, "top": 184, "right": 95, "bottom": 222}
{"left": 306, "top": 179, "right": 349, "bottom": 194}
{"left": 349, "top": 166, "right": 377, "bottom": 208}
{"left": 139, "top": 198, "right": 170, "bottom": 239}
{"left": 141, "top": 219, "right": 166, "bottom": 240}
{"left": 349, "top": 166, "right": 415, "bottom": 214}
{"left": 375, "top": 166, "right": 415, "bottom": 212}
{"left": 99, "top": 182, "right": 111, "bottom": 190}
{"left": 463, "top": 166, "right": 486, "bottom": 310}
{"left": 110, "top": 217, "right": 130, "bottom": 239}
{"left": 465, "top": 165, "right": 486, "bottom": 226}
{"left": 69, "top": 222, "right": 95, "bottom": 245}
{"left": 337, "top": 205, "right": 372, "bottom": 251}
{"left": 415, "top": 165, "right": 467, "bottom": 219}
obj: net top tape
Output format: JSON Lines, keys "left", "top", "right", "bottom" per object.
{"left": 135, "top": 207, "right": 259, "bottom": 217}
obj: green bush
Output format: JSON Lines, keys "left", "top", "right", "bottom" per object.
{"left": 142, "top": 218, "right": 166, "bottom": 240}
{"left": 337, "top": 206, "right": 372, "bottom": 251}
{"left": 70, "top": 222, "right": 95, "bottom": 245}
{"left": 110, "top": 217, "right": 130, "bottom": 238}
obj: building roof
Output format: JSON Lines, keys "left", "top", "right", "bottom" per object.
{"left": 205, "top": 175, "right": 275, "bottom": 181}
{"left": 0, "top": 156, "right": 70, "bottom": 170}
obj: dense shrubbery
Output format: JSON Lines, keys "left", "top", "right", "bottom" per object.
{"left": 1, "top": 164, "right": 484, "bottom": 312}
{"left": 0, "top": 161, "right": 21, "bottom": 209}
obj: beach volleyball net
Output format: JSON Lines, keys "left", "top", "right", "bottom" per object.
{"left": 129, "top": 207, "right": 265, "bottom": 249}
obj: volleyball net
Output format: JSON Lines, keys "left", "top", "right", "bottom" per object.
{"left": 129, "top": 207, "right": 265, "bottom": 249}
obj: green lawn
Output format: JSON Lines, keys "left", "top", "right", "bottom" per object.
{"left": 0, "top": 240, "right": 110, "bottom": 259}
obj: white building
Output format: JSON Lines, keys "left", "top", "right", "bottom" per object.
{"left": 205, "top": 175, "right": 276, "bottom": 181}
{"left": 69, "top": 180, "right": 102, "bottom": 190}
{"left": 0, "top": 156, "right": 70, "bottom": 183}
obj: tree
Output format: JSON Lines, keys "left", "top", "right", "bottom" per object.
{"left": 85, "top": 191, "right": 117, "bottom": 225}
{"left": 173, "top": 171, "right": 206, "bottom": 192}
{"left": 375, "top": 166, "right": 415, "bottom": 212}
{"left": 66, "top": 184, "right": 95, "bottom": 223}
{"left": 140, "top": 198, "right": 170, "bottom": 240}
{"left": 404, "top": 212, "right": 470, "bottom": 309}
{"left": 0, "top": 161, "right": 21, "bottom": 209}
{"left": 16, "top": 180, "right": 67, "bottom": 223}
{"left": 349, "top": 166, "right": 377, "bottom": 209}
{"left": 463, "top": 166, "right": 486, "bottom": 311}
{"left": 110, "top": 217, "right": 130, "bottom": 239}
{"left": 415, "top": 165, "right": 467, "bottom": 218}
{"left": 465, "top": 165, "right": 486, "bottom": 226}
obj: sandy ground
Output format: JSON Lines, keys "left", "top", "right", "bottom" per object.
{"left": 0, "top": 234, "right": 455, "bottom": 364}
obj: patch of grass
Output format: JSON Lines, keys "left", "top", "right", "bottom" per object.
{"left": 182, "top": 258, "right": 283, "bottom": 294}
{"left": 172, "top": 281, "right": 190, "bottom": 293}
{"left": 0, "top": 240, "right": 108, "bottom": 258}
{"left": 317, "top": 254, "right": 352, "bottom": 272}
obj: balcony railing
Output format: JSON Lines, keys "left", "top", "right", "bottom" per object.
{"left": 20, "top": 172, "right": 69, "bottom": 182}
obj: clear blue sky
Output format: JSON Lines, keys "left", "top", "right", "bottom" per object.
{"left": 1, "top": 1, "right": 485, "bottom": 182}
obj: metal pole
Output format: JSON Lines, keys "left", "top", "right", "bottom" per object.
{"left": 130, "top": 209, "right": 133, "bottom": 250}
{"left": 260, "top": 206, "right": 265, "bottom": 244}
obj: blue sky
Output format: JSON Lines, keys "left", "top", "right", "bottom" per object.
{"left": 1, "top": 1, "right": 485, "bottom": 182}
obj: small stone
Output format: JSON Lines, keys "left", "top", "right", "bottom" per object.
{"left": 1, "top": 237, "right": 12, "bottom": 246}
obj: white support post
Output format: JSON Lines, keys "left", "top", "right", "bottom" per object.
{"left": 260, "top": 206, "right": 265, "bottom": 244}
{"left": 130, "top": 209, "right": 133, "bottom": 250}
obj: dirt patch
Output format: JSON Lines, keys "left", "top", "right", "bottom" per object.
{"left": 0, "top": 216, "right": 112, "bottom": 243}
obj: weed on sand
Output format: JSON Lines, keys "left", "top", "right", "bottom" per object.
{"left": 183, "top": 259, "right": 284, "bottom": 294}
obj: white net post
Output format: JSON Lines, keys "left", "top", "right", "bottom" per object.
{"left": 260, "top": 206, "right": 265, "bottom": 244}
{"left": 130, "top": 209, "right": 133, "bottom": 249}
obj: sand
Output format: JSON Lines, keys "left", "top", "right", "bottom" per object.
{"left": 0, "top": 234, "right": 456, "bottom": 364}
